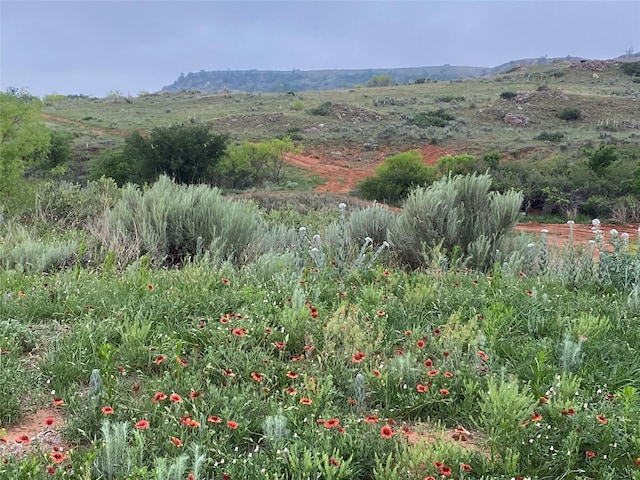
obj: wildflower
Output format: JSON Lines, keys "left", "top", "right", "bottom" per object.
{"left": 518, "top": 271, "right": 526, "bottom": 278}
{"left": 101, "top": 406, "right": 114, "bottom": 415}
{"left": 222, "top": 368, "right": 235, "bottom": 377}
{"left": 477, "top": 350, "right": 488, "bottom": 361}
{"left": 134, "top": 419, "right": 150, "bottom": 429}
{"left": 404, "top": 330, "right": 412, "bottom": 336}
{"left": 432, "top": 328, "right": 442, "bottom": 336}
{"left": 376, "top": 310, "right": 386, "bottom": 316}
{"left": 427, "top": 369, "right": 440, "bottom": 377}
{"left": 300, "top": 397, "right": 313, "bottom": 405}
{"left": 226, "top": 420, "right": 238, "bottom": 430}
{"left": 190, "top": 390, "right": 202, "bottom": 400}
{"left": 442, "top": 350, "right": 450, "bottom": 358}
{"left": 273, "top": 341, "right": 286, "bottom": 350}
{"left": 187, "top": 474, "right": 195, "bottom": 480}
{"left": 323, "top": 418, "right": 340, "bottom": 429}
{"left": 50, "top": 452, "right": 65, "bottom": 463}
{"left": 596, "top": 414, "right": 607, "bottom": 424}
{"left": 380, "top": 426, "right": 393, "bottom": 438}
{"left": 310, "top": 307, "right": 319, "bottom": 318}
{"left": 285, "top": 387, "right": 297, "bottom": 395}
{"left": 372, "top": 369, "right": 382, "bottom": 377}
{"left": 329, "top": 457, "right": 340, "bottom": 467}
{"left": 221, "top": 278, "right": 231, "bottom": 285}
{"left": 416, "top": 340, "right": 425, "bottom": 349}
{"left": 538, "top": 396, "right": 549, "bottom": 404}
{"left": 531, "top": 412, "right": 542, "bottom": 422}
{"left": 424, "top": 358, "right": 434, "bottom": 368}
{"left": 177, "top": 357, "right": 188, "bottom": 367}
{"left": 364, "top": 415, "right": 378, "bottom": 424}
{"left": 562, "top": 408, "right": 576, "bottom": 417}
{"left": 352, "top": 351, "right": 366, "bottom": 363}
{"left": 231, "top": 328, "right": 246, "bottom": 337}
{"left": 45, "top": 417, "right": 55, "bottom": 426}
{"left": 585, "top": 450, "right": 596, "bottom": 459}
{"left": 170, "top": 436, "right": 183, "bottom": 447}
{"left": 286, "top": 371, "right": 299, "bottom": 379}
{"left": 147, "top": 284, "right": 154, "bottom": 292}
{"left": 52, "top": 398, "right": 64, "bottom": 407}
{"left": 424, "top": 477, "right": 436, "bottom": 480}
{"left": 443, "top": 371, "right": 454, "bottom": 378}
{"left": 15, "top": 435, "right": 30, "bottom": 444}
{"left": 152, "top": 355, "right": 167, "bottom": 365}
{"left": 439, "top": 388, "right": 450, "bottom": 395}
{"left": 439, "top": 464, "right": 452, "bottom": 476}
{"left": 635, "top": 457, "right": 640, "bottom": 466}
{"left": 47, "top": 466, "right": 55, "bottom": 475}
{"left": 382, "top": 270, "right": 391, "bottom": 277}
{"left": 251, "top": 372, "right": 264, "bottom": 382}
{"left": 526, "top": 290, "right": 534, "bottom": 297}
{"left": 169, "top": 393, "right": 182, "bottom": 403}
{"left": 207, "top": 415, "right": 222, "bottom": 424}
{"left": 417, "top": 384, "right": 428, "bottom": 393}
{"left": 153, "top": 392, "right": 167, "bottom": 403}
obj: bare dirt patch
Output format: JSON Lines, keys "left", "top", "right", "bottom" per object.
{"left": 515, "top": 221, "right": 640, "bottom": 248}
{"left": 0, "top": 408, "right": 67, "bottom": 458}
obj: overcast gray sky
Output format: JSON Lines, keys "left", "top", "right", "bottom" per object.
{"left": 2, "top": 1, "right": 639, "bottom": 97}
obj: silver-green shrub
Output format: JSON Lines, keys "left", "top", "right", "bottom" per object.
{"left": 391, "top": 173, "right": 523, "bottom": 270}
{"left": 101, "top": 175, "right": 265, "bottom": 266}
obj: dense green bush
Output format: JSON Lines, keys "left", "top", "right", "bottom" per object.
{"left": 391, "top": 172, "right": 523, "bottom": 270}
{"left": 535, "top": 131, "right": 565, "bottom": 142}
{"left": 357, "top": 150, "right": 436, "bottom": 204}
{"left": 409, "top": 109, "right": 455, "bottom": 128}
{"left": 556, "top": 107, "right": 581, "bottom": 121}
{"left": 309, "top": 101, "right": 332, "bottom": 116}
{"left": 500, "top": 91, "right": 517, "bottom": 100}
{"left": 620, "top": 61, "right": 640, "bottom": 76}
{"left": 587, "top": 144, "right": 619, "bottom": 175}
{"left": 90, "top": 124, "right": 228, "bottom": 185}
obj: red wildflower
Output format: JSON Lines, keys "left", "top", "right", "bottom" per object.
{"left": 190, "top": 390, "right": 202, "bottom": 400}
{"left": 274, "top": 341, "right": 286, "bottom": 349}
{"left": 416, "top": 340, "right": 425, "bottom": 349}
{"left": 596, "top": 414, "right": 607, "bottom": 424}
{"left": 15, "top": 435, "right": 30, "bottom": 444}
{"left": 222, "top": 368, "right": 235, "bottom": 377}
{"left": 169, "top": 393, "right": 182, "bottom": 403}
{"left": 461, "top": 463, "right": 472, "bottom": 472}
{"left": 427, "top": 369, "right": 440, "bottom": 377}
{"left": 187, "top": 474, "right": 195, "bottom": 480}
{"left": 404, "top": 330, "right": 412, "bottom": 336}
{"left": 47, "top": 466, "right": 55, "bottom": 475}
{"left": 443, "top": 371, "right": 454, "bottom": 378}
{"left": 377, "top": 310, "right": 386, "bottom": 316}
{"left": 52, "top": 398, "right": 64, "bottom": 407}
{"left": 364, "top": 415, "right": 378, "bottom": 424}
{"left": 380, "top": 426, "right": 393, "bottom": 438}
{"left": 153, "top": 391, "right": 167, "bottom": 403}
{"left": 432, "top": 328, "right": 442, "bottom": 335}
{"left": 285, "top": 387, "right": 297, "bottom": 395}
{"left": 152, "top": 355, "right": 167, "bottom": 365}
{"left": 207, "top": 415, "right": 222, "bottom": 424}
{"left": 310, "top": 307, "right": 319, "bottom": 318}
{"left": 526, "top": 290, "right": 534, "bottom": 297}
{"left": 372, "top": 368, "right": 382, "bottom": 377}
{"left": 101, "top": 406, "right": 114, "bottom": 415}
{"left": 134, "top": 419, "right": 150, "bottom": 429}
{"left": 531, "top": 412, "right": 542, "bottom": 422}
{"left": 177, "top": 357, "right": 188, "bottom": 367}
{"left": 251, "top": 372, "right": 264, "bottom": 382}
{"left": 231, "top": 328, "right": 246, "bottom": 337}
{"left": 286, "top": 371, "right": 299, "bottom": 379}
{"left": 324, "top": 418, "right": 340, "bottom": 429}
{"left": 562, "top": 408, "right": 576, "bottom": 417}
{"left": 170, "top": 436, "right": 183, "bottom": 447}
{"left": 351, "top": 351, "right": 366, "bottom": 363}
{"left": 439, "top": 388, "right": 450, "bottom": 395}
{"left": 424, "top": 477, "right": 436, "bottom": 480}
{"left": 329, "top": 457, "right": 340, "bottom": 467}
{"left": 44, "top": 417, "right": 54, "bottom": 426}
{"left": 147, "top": 284, "right": 154, "bottom": 292}
{"left": 50, "top": 452, "right": 65, "bottom": 463}
{"left": 442, "top": 350, "right": 450, "bottom": 358}
{"left": 300, "top": 397, "right": 313, "bottom": 405}
{"left": 424, "top": 359, "right": 434, "bottom": 368}
{"left": 585, "top": 450, "right": 596, "bottom": 459}
{"left": 416, "top": 384, "right": 428, "bottom": 393}
{"left": 538, "top": 396, "right": 549, "bottom": 404}
{"left": 226, "top": 420, "right": 238, "bottom": 430}
{"left": 221, "top": 278, "right": 231, "bottom": 285}
{"left": 439, "top": 464, "right": 452, "bottom": 476}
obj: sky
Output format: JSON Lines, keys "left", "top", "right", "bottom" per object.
{"left": 1, "top": 0, "right": 639, "bottom": 98}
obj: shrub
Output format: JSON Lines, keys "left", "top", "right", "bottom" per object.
{"left": 557, "top": 107, "right": 581, "bottom": 121}
{"left": 309, "top": 101, "right": 333, "bottom": 116}
{"left": 587, "top": 144, "right": 619, "bottom": 175}
{"left": 535, "top": 131, "right": 566, "bottom": 142}
{"left": 409, "top": 109, "right": 455, "bottom": 128}
{"left": 436, "top": 154, "right": 477, "bottom": 175}
{"left": 500, "top": 91, "right": 517, "bottom": 100}
{"left": 365, "top": 74, "right": 395, "bottom": 87}
{"left": 620, "top": 61, "right": 640, "bottom": 77}
{"left": 391, "top": 173, "right": 523, "bottom": 270}
{"left": 345, "top": 206, "right": 397, "bottom": 248}
{"left": 357, "top": 150, "right": 436, "bottom": 204}
{"left": 100, "top": 175, "right": 265, "bottom": 266}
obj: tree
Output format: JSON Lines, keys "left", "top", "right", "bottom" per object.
{"left": 357, "top": 150, "right": 436, "bottom": 204}
{"left": 365, "top": 74, "right": 395, "bottom": 87}
{"left": 587, "top": 144, "right": 619, "bottom": 175}
{"left": 0, "top": 90, "right": 51, "bottom": 209}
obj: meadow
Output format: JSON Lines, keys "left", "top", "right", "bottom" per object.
{"left": 1, "top": 59, "right": 640, "bottom": 479}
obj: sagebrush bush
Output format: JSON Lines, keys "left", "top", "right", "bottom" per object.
{"left": 100, "top": 176, "right": 266, "bottom": 266}
{"left": 391, "top": 173, "right": 523, "bottom": 270}
{"left": 345, "top": 206, "right": 397, "bottom": 247}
